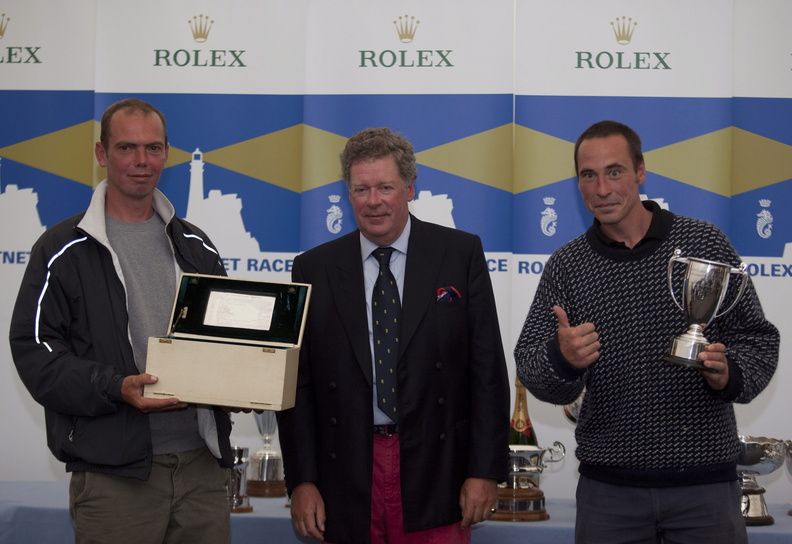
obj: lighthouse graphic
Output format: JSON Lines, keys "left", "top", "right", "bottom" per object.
{"left": 184, "top": 148, "right": 261, "bottom": 257}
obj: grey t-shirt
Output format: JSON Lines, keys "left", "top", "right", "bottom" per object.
{"left": 106, "top": 213, "right": 204, "bottom": 455}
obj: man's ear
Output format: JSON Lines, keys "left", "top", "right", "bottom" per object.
{"left": 95, "top": 142, "right": 108, "bottom": 168}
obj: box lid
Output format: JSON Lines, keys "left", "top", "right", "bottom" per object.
{"left": 166, "top": 273, "right": 311, "bottom": 348}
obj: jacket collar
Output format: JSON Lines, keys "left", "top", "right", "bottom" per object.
{"left": 77, "top": 180, "right": 176, "bottom": 244}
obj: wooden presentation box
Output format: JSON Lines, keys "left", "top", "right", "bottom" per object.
{"left": 144, "top": 273, "right": 311, "bottom": 410}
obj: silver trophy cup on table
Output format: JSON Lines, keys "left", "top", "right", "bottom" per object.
{"left": 736, "top": 435, "right": 785, "bottom": 525}
{"left": 664, "top": 249, "right": 748, "bottom": 371}
{"left": 491, "top": 442, "right": 565, "bottom": 522}
{"left": 246, "top": 411, "right": 287, "bottom": 497}
{"left": 227, "top": 446, "right": 253, "bottom": 513}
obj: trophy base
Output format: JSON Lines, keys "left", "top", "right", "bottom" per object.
{"left": 663, "top": 355, "right": 716, "bottom": 373}
{"left": 247, "top": 479, "right": 287, "bottom": 497}
{"left": 745, "top": 514, "right": 774, "bottom": 526}
{"left": 229, "top": 497, "right": 253, "bottom": 514}
{"left": 741, "top": 490, "right": 774, "bottom": 526}
{"left": 491, "top": 485, "right": 549, "bottom": 522}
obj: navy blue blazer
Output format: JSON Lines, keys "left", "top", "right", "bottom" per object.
{"left": 277, "top": 215, "right": 510, "bottom": 544}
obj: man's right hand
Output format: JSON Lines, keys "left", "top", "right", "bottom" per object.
{"left": 554, "top": 305, "right": 600, "bottom": 369}
{"left": 121, "top": 374, "right": 187, "bottom": 413}
{"left": 289, "top": 482, "right": 326, "bottom": 540}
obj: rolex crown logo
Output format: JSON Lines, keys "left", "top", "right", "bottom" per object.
{"left": 543, "top": 197, "right": 556, "bottom": 206}
{"left": 393, "top": 14, "right": 420, "bottom": 43}
{"left": 759, "top": 199, "right": 771, "bottom": 208}
{"left": 328, "top": 194, "right": 341, "bottom": 203}
{"left": 0, "top": 13, "right": 10, "bottom": 40}
{"left": 188, "top": 14, "right": 214, "bottom": 43}
{"left": 610, "top": 16, "right": 637, "bottom": 45}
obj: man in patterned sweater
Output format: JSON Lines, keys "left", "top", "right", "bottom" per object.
{"left": 514, "top": 120, "right": 779, "bottom": 544}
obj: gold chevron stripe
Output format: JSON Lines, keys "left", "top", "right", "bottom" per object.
{"left": 0, "top": 121, "right": 96, "bottom": 187}
{"left": 416, "top": 124, "right": 514, "bottom": 193}
{"left": 2, "top": 122, "right": 790, "bottom": 197}
{"left": 731, "top": 127, "right": 792, "bottom": 195}
{"left": 513, "top": 125, "right": 576, "bottom": 193}
{"left": 645, "top": 128, "right": 732, "bottom": 197}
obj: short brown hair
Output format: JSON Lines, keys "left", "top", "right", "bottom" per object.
{"left": 574, "top": 120, "right": 643, "bottom": 174}
{"left": 340, "top": 127, "right": 417, "bottom": 187}
{"left": 99, "top": 98, "right": 168, "bottom": 150}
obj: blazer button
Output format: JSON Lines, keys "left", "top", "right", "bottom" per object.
{"left": 329, "top": 452, "right": 337, "bottom": 461}
{"left": 437, "top": 397, "right": 445, "bottom": 406}
{"left": 329, "top": 417, "right": 337, "bottom": 426}
{"left": 329, "top": 382, "right": 337, "bottom": 390}
{"left": 435, "top": 362, "right": 443, "bottom": 370}
{"left": 439, "top": 433, "right": 446, "bottom": 441}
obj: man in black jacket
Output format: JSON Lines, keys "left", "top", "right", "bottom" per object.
{"left": 9, "top": 98, "right": 233, "bottom": 543}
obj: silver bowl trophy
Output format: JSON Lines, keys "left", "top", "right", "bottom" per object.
{"left": 246, "top": 411, "right": 287, "bottom": 498}
{"left": 664, "top": 249, "right": 748, "bottom": 371}
{"left": 227, "top": 446, "right": 253, "bottom": 513}
{"left": 736, "top": 435, "right": 785, "bottom": 525}
{"left": 491, "top": 442, "right": 565, "bottom": 522}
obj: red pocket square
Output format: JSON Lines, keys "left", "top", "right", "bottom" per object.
{"left": 436, "top": 286, "right": 462, "bottom": 302}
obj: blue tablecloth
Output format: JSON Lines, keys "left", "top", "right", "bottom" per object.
{"left": 1, "top": 481, "right": 790, "bottom": 543}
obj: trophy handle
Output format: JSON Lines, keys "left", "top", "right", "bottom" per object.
{"left": 544, "top": 441, "right": 566, "bottom": 463}
{"left": 714, "top": 263, "right": 748, "bottom": 318}
{"left": 667, "top": 249, "right": 687, "bottom": 312}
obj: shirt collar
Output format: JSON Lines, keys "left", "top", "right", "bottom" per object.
{"left": 593, "top": 200, "right": 665, "bottom": 249}
{"left": 359, "top": 215, "right": 411, "bottom": 261}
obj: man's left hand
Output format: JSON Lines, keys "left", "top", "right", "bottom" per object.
{"left": 699, "top": 343, "right": 729, "bottom": 391}
{"left": 459, "top": 477, "right": 498, "bottom": 529}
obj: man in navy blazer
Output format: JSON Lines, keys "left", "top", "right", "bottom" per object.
{"left": 277, "top": 127, "right": 510, "bottom": 544}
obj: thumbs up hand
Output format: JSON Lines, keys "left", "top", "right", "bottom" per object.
{"left": 553, "top": 305, "right": 600, "bottom": 369}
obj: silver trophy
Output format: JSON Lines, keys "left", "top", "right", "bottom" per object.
{"left": 492, "top": 442, "right": 565, "bottom": 522}
{"left": 736, "top": 435, "right": 785, "bottom": 525}
{"left": 785, "top": 440, "right": 792, "bottom": 517}
{"left": 247, "top": 411, "right": 287, "bottom": 497}
{"left": 227, "top": 446, "right": 253, "bottom": 513}
{"left": 664, "top": 249, "right": 748, "bottom": 371}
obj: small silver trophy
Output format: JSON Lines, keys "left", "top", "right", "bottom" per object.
{"left": 227, "top": 446, "right": 253, "bottom": 513}
{"left": 785, "top": 440, "right": 792, "bottom": 517}
{"left": 736, "top": 435, "right": 785, "bottom": 525}
{"left": 664, "top": 249, "right": 748, "bottom": 371}
{"left": 247, "top": 411, "right": 287, "bottom": 497}
{"left": 491, "top": 442, "right": 565, "bottom": 522}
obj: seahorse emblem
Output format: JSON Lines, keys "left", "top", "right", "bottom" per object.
{"left": 541, "top": 207, "right": 558, "bottom": 237}
{"left": 326, "top": 204, "right": 343, "bottom": 234}
{"left": 756, "top": 209, "right": 773, "bottom": 239}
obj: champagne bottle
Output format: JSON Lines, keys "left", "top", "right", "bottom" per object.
{"left": 509, "top": 377, "right": 538, "bottom": 446}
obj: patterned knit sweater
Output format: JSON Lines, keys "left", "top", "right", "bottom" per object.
{"left": 514, "top": 207, "right": 779, "bottom": 488}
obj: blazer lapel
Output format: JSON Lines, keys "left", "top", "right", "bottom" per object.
{"left": 400, "top": 217, "right": 445, "bottom": 355}
{"left": 327, "top": 233, "right": 373, "bottom": 382}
